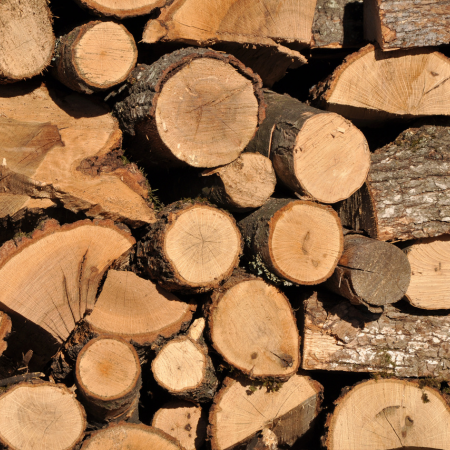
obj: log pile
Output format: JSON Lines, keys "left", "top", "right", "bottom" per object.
{"left": 2, "top": 1, "right": 450, "bottom": 449}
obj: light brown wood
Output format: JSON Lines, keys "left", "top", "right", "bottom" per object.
{"left": 325, "top": 379, "right": 450, "bottom": 450}
{"left": 0, "top": 312, "right": 12, "bottom": 357}
{"left": 0, "top": 382, "right": 86, "bottom": 450}
{"left": 87, "top": 270, "right": 195, "bottom": 346}
{"left": 74, "top": 0, "right": 166, "bottom": 18}
{"left": 405, "top": 235, "right": 450, "bottom": 310}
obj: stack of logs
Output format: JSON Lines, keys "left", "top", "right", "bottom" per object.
{"left": 2, "top": 0, "right": 450, "bottom": 449}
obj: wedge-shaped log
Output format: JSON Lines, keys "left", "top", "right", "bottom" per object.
{"left": 74, "top": 0, "right": 165, "bottom": 18}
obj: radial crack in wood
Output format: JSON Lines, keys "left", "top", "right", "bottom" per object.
{"left": 74, "top": 0, "right": 166, "bottom": 18}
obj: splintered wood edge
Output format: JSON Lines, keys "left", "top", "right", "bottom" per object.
{"left": 0, "top": 312, "right": 12, "bottom": 356}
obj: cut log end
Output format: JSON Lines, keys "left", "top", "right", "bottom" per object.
{"left": 0, "top": 312, "right": 12, "bottom": 357}
{"left": 75, "top": 0, "right": 166, "bottom": 18}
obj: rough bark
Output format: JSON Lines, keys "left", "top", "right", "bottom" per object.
{"left": 246, "top": 90, "right": 370, "bottom": 204}
{"left": 324, "top": 233, "right": 411, "bottom": 311}
{"left": 52, "top": 21, "right": 137, "bottom": 94}
{"left": 114, "top": 47, "right": 265, "bottom": 169}
{"left": 336, "top": 122, "right": 450, "bottom": 242}
{"left": 73, "top": 0, "right": 166, "bottom": 19}
{"left": 302, "top": 289, "right": 450, "bottom": 379}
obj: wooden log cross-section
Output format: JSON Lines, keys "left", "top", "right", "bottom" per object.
{"left": 74, "top": 0, "right": 166, "bottom": 19}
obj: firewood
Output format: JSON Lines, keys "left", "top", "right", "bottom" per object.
{"left": 152, "top": 318, "right": 218, "bottom": 402}
{"left": 310, "top": 44, "right": 450, "bottom": 125}
{"left": 246, "top": 90, "right": 370, "bottom": 203}
{"left": 138, "top": 201, "right": 242, "bottom": 293}
{"left": 209, "top": 374, "right": 323, "bottom": 450}
{"left": 238, "top": 198, "right": 343, "bottom": 285}
{"left": 0, "top": 219, "right": 134, "bottom": 372}
{"left": 246, "top": 429, "right": 278, "bottom": 450}
{"left": 302, "top": 290, "right": 450, "bottom": 378}
{"left": 404, "top": 235, "right": 450, "bottom": 310}
{"left": 323, "top": 378, "right": 450, "bottom": 450}
{"left": 324, "top": 234, "right": 411, "bottom": 311}
{"left": 114, "top": 48, "right": 265, "bottom": 168}
{"left": 0, "top": 0, "right": 54, "bottom": 83}
{"left": 0, "top": 382, "right": 86, "bottom": 450}
{"left": 73, "top": 0, "right": 165, "bottom": 19}
{"left": 365, "top": 0, "right": 450, "bottom": 50}
{"left": 337, "top": 122, "right": 450, "bottom": 242}
{"left": 0, "top": 84, "right": 155, "bottom": 228}
{"left": 206, "top": 272, "right": 300, "bottom": 380}
{"left": 81, "top": 423, "right": 185, "bottom": 450}
{"left": 75, "top": 337, "right": 141, "bottom": 424}
{"left": 52, "top": 21, "right": 137, "bottom": 94}
{"left": 87, "top": 270, "right": 195, "bottom": 346}
{"left": 152, "top": 400, "right": 207, "bottom": 450}
{"left": 0, "top": 312, "right": 11, "bottom": 358}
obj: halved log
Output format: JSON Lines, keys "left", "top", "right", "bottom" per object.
{"left": 114, "top": 48, "right": 265, "bottom": 168}
{"left": 0, "top": 312, "right": 12, "bottom": 357}
{"left": 152, "top": 400, "right": 207, "bottom": 450}
{"left": 324, "top": 379, "right": 450, "bottom": 450}
{"left": 206, "top": 271, "right": 300, "bottom": 380}
{"left": 138, "top": 201, "right": 242, "bottom": 293}
{"left": 0, "top": 0, "right": 55, "bottom": 83}
{"left": 336, "top": 122, "right": 450, "bottom": 242}
{"left": 52, "top": 21, "right": 137, "bottom": 94}
{"left": 75, "top": 337, "right": 141, "bottom": 424}
{"left": 324, "top": 234, "right": 411, "bottom": 311}
{"left": 0, "top": 219, "right": 135, "bottom": 371}
{"left": 404, "top": 235, "right": 450, "bottom": 310}
{"left": 81, "top": 423, "right": 185, "bottom": 450}
{"left": 238, "top": 198, "right": 343, "bottom": 285}
{"left": 209, "top": 374, "right": 323, "bottom": 450}
{"left": 246, "top": 90, "right": 370, "bottom": 203}
{"left": 0, "top": 382, "right": 86, "bottom": 450}
{"left": 310, "top": 44, "right": 450, "bottom": 125}
{"left": 74, "top": 0, "right": 165, "bottom": 18}
{"left": 0, "top": 83, "right": 155, "bottom": 228}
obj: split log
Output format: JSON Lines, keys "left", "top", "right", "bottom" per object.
{"left": 206, "top": 272, "right": 300, "bottom": 380}
{"left": 0, "top": 0, "right": 54, "bottom": 83}
{"left": 0, "top": 219, "right": 135, "bottom": 372}
{"left": 324, "top": 234, "right": 411, "bottom": 311}
{"left": 336, "top": 122, "right": 450, "bottom": 242}
{"left": 209, "top": 374, "right": 323, "bottom": 450}
{"left": 138, "top": 201, "right": 242, "bottom": 293}
{"left": 52, "top": 21, "right": 137, "bottom": 94}
{"left": 114, "top": 48, "right": 265, "bottom": 168}
{"left": 310, "top": 44, "right": 450, "bottom": 125}
{"left": 365, "top": 0, "right": 450, "bottom": 50}
{"left": 302, "top": 290, "right": 450, "bottom": 378}
{"left": 246, "top": 90, "right": 370, "bottom": 204}
{"left": 312, "top": 0, "right": 363, "bottom": 48}
{"left": 152, "top": 400, "right": 207, "bottom": 450}
{"left": 404, "top": 235, "right": 450, "bottom": 310}
{"left": 0, "top": 84, "right": 155, "bottom": 228}
{"left": 246, "top": 429, "right": 279, "bottom": 450}
{"left": 152, "top": 318, "right": 218, "bottom": 402}
{"left": 81, "top": 423, "right": 185, "bottom": 450}
{"left": 73, "top": 0, "right": 165, "bottom": 18}
{"left": 238, "top": 198, "right": 343, "bottom": 285}
{"left": 324, "top": 379, "right": 450, "bottom": 450}
{"left": 0, "top": 382, "right": 86, "bottom": 450}
{"left": 75, "top": 337, "right": 141, "bottom": 424}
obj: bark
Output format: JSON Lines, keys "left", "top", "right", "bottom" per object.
{"left": 73, "top": 0, "right": 165, "bottom": 19}
{"left": 336, "top": 121, "right": 450, "bottom": 242}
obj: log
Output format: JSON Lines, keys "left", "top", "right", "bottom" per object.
{"left": 246, "top": 429, "right": 278, "bottom": 450}
{"left": 336, "top": 122, "right": 450, "bottom": 242}
{"left": 151, "top": 318, "right": 218, "bottom": 402}
{"left": 73, "top": 0, "right": 165, "bottom": 19}
{"left": 75, "top": 337, "right": 142, "bottom": 424}
{"left": 0, "top": 312, "right": 12, "bottom": 358}
{"left": 365, "top": 0, "right": 450, "bottom": 50}
{"left": 0, "top": 84, "right": 155, "bottom": 228}
{"left": 323, "top": 379, "right": 450, "bottom": 450}
{"left": 404, "top": 235, "right": 450, "bottom": 310}
{"left": 138, "top": 201, "right": 242, "bottom": 293}
{"left": 206, "top": 271, "right": 300, "bottom": 380}
{"left": 81, "top": 423, "right": 185, "bottom": 450}
{"left": 52, "top": 21, "right": 137, "bottom": 94}
{"left": 0, "top": 219, "right": 135, "bottom": 372}
{"left": 0, "top": 0, "right": 54, "bottom": 83}
{"left": 310, "top": 44, "right": 450, "bottom": 125}
{"left": 324, "top": 233, "right": 411, "bottom": 311}
{"left": 209, "top": 374, "right": 323, "bottom": 450}
{"left": 152, "top": 400, "right": 207, "bottom": 450}
{"left": 114, "top": 48, "right": 265, "bottom": 168}
{"left": 245, "top": 90, "right": 370, "bottom": 204}
{"left": 238, "top": 198, "right": 343, "bottom": 285}
{"left": 302, "top": 290, "right": 450, "bottom": 378}
{"left": 0, "top": 382, "right": 86, "bottom": 450}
